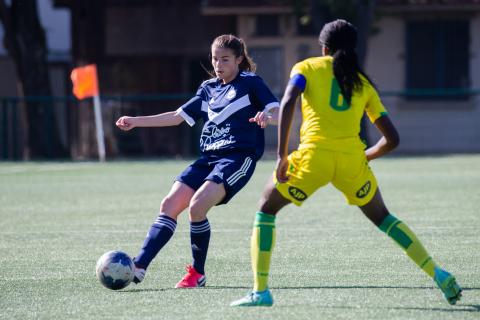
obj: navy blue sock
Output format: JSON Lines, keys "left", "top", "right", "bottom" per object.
{"left": 190, "top": 219, "right": 211, "bottom": 275}
{"left": 135, "top": 214, "right": 177, "bottom": 269}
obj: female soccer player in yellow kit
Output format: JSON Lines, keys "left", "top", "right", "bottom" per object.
{"left": 231, "top": 19, "right": 462, "bottom": 307}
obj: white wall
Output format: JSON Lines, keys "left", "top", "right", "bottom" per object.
{"left": 0, "top": 0, "right": 70, "bottom": 56}
{"left": 366, "top": 17, "right": 405, "bottom": 93}
{"left": 38, "top": 0, "right": 71, "bottom": 57}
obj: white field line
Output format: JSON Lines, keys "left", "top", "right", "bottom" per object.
{"left": 0, "top": 164, "right": 95, "bottom": 175}
{"left": 0, "top": 229, "right": 246, "bottom": 235}
{"left": 0, "top": 226, "right": 465, "bottom": 236}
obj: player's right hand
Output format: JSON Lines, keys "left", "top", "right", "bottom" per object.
{"left": 275, "top": 156, "right": 289, "bottom": 183}
{"left": 249, "top": 111, "right": 271, "bottom": 128}
{"left": 116, "top": 116, "right": 135, "bottom": 131}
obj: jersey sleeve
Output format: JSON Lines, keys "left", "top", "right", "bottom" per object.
{"left": 289, "top": 61, "right": 308, "bottom": 92}
{"left": 175, "top": 85, "right": 207, "bottom": 126}
{"left": 251, "top": 76, "right": 279, "bottom": 112}
{"left": 289, "top": 74, "right": 307, "bottom": 92}
{"left": 365, "top": 86, "right": 388, "bottom": 123}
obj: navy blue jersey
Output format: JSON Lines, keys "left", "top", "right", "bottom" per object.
{"left": 176, "top": 71, "right": 279, "bottom": 159}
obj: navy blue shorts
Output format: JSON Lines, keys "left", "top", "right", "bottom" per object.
{"left": 176, "top": 153, "right": 257, "bottom": 205}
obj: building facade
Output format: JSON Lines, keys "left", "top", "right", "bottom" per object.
{"left": 1, "top": 0, "right": 479, "bottom": 158}
{"left": 202, "top": 0, "right": 480, "bottom": 154}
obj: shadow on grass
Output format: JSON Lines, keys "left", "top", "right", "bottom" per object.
{"left": 121, "top": 287, "right": 172, "bottom": 293}
{"left": 312, "top": 304, "right": 480, "bottom": 313}
{"left": 121, "top": 285, "right": 480, "bottom": 313}
{"left": 212, "top": 285, "right": 480, "bottom": 291}
{"left": 122, "top": 285, "right": 480, "bottom": 292}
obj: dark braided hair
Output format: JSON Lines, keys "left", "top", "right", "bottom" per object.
{"left": 319, "top": 19, "right": 374, "bottom": 104}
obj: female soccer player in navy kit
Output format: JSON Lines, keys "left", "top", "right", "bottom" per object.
{"left": 116, "top": 34, "right": 279, "bottom": 288}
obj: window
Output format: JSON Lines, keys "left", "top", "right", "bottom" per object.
{"left": 249, "top": 46, "right": 284, "bottom": 150}
{"left": 249, "top": 46, "right": 284, "bottom": 95}
{"left": 406, "top": 20, "right": 470, "bottom": 100}
{"left": 255, "top": 15, "right": 279, "bottom": 37}
{"left": 297, "top": 44, "right": 311, "bottom": 61}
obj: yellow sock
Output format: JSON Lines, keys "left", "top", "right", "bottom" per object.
{"left": 379, "top": 214, "right": 437, "bottom": 278}
{"left": 251, "top": 212, "right": 276, "bottom": 292}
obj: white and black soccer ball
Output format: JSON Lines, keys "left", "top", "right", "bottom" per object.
{"left": 96, "top": 250, "right": 134, "bottom": 290}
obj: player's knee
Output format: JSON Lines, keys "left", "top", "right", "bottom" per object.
{"left": 375, "top": 207, "right": 390, "bottom": 226}
{"left": 160, "top": 196, "right": 184, "bottom": 217}
{"left": 258, "top": 195, "right": 270, "bottom": 212}
{"left": 160, "top": 196, "right": 173, "bottom": 212}
{"left": 258, "top": 195, "right": 281, "bottom": 215}
{"left": 258, "top": 183, "right": 289, "bottom": 215}
{"left": 259, "top": 203, "right": 278, "bottom": 215}
{"left": 188, "top": 199, "right": 208, "bottom": 221}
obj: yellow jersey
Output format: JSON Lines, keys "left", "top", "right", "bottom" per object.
{"left": 290, "top": 56, "right": 387, "bottom": 153}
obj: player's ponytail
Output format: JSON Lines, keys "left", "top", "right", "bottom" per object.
{"left": 238, "top": 37, "right": 256, "bottom": 73}
{"left": 319, "top": 19, "right": 374, "bottom": 104}
{"left": 211, "top": 34, "right": 257, "bottom": 73}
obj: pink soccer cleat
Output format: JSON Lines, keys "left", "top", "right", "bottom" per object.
{"left": 175, "top": 265, "right": 206, "bottom": 288}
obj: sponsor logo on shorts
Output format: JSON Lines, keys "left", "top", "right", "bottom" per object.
{"left": 288, "top": 186, "right": 307, "bottom": 202}
{"left": 356, "top": 181, "right": 371, "bottom": 198}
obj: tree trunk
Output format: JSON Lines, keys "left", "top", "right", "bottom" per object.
{"left": 0, "top": 0, "right": 67, "bottom": 158}
{"left": 354, "top": 0, "right": 377, "bottom": 148}
{"left": 354, "top": 0, "right": 377, "bottom": 67}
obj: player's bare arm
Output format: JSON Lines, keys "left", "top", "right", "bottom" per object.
{"left": 116, "top": 111, "right": 185, "bottom": 131}
{"left": 276, "top": 84, "right": 302, "bottom": 183}
{"left": 365, "top": 115, "right": 400, "bottom": 161}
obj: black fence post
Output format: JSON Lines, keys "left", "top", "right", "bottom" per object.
{"left": 0, "top": 98, "right": 6, "bottom": 159}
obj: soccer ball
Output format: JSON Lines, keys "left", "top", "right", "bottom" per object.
{"left": 96, "top": 250, "right": 134, "bottom": 290}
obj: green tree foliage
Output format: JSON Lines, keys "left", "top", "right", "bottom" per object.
{"left": 291, "top": 0, "right": 377, "bottom": 145}
{"left": 291, "top": 0, "right": 377, "bottom": 65}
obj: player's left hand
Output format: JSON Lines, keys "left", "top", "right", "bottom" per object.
{"left": 249, "top": 111, "right": 271, "bottom": 129}
{"left": 275, "top": 156, "right": 289, "bottom": 183}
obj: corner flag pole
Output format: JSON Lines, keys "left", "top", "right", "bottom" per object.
{"left": 93, "top": 95, "right": 106, "bottom": 162}
{"left": 71, "top": 64, "right": 106, "bottom": 162}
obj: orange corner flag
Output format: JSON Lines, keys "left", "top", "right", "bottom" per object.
{"left": 71, "top": 64, "right": 99, "bottom": 99}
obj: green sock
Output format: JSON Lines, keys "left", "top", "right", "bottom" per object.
{"left": 251, "top": 212, "right": 276, "bottom": 292}
{"left": 379, "top": 214, "right": 437, "bottom": 278}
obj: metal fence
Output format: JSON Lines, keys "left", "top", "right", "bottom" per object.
{"left": 0, "top": 94, "right": 198, "bottom": 160}
{"left": 1, "top": 89, "right": 480, "bottom": 160}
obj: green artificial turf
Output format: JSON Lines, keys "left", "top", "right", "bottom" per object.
{"left": 0, "top": 156, "right": 479, "bottom": 319}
